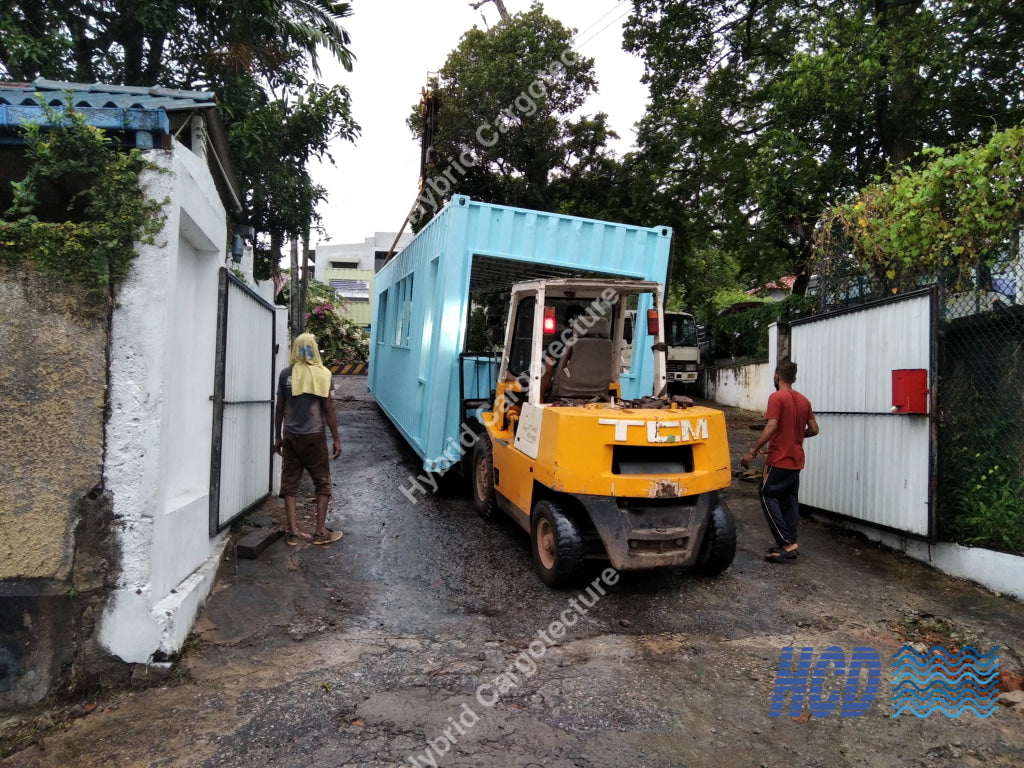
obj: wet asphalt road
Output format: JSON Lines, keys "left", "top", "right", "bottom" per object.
{"left": 4, "top": 377, "right": 1024, "bottom": 768}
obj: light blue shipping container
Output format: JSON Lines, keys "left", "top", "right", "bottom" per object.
{"left": 368, "top": 195, "right": 672, "bottom": 472}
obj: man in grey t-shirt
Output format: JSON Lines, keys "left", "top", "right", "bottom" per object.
{"left": 274, "top": 333, "right": 342, "bottom": 545}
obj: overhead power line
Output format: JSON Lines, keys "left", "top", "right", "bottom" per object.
{"left": 573, "top": 0, "right": 627, "bottom": 42}
{"left": 574, "top": 3, "right": 633, "bottom": 52}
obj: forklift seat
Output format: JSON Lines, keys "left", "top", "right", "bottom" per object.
{"left": 551, "top": 317, "right": 613, "bottom": 400}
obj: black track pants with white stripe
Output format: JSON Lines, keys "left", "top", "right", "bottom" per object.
{"left": 759, "top": 465, "right": 802, "bottom": 547}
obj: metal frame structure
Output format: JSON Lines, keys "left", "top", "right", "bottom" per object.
{"left": 209, "top": 268, "right": 277, "bottom": 535}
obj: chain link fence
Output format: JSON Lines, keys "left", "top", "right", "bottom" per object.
{"left": 936, "top": 252, "right": 1024, "bottom": 554}
{"left": 813, "top": 242, "right": 1024, "bottom": 554}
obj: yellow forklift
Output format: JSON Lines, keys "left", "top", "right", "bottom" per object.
{"left": 471, "top": 278, "right": 735, "bottom": 586}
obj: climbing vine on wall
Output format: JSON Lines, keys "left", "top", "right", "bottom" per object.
{"left": 818, "top": 125, "right": 1024, "bottom": 296}
{"left": 0, "top": 98, "right": 167, "bottom": 310}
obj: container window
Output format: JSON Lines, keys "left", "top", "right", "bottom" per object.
{"left": 376, "top": 289, "right": 389, "bottom": 344}
{"left": 419, "top": 259, "right": 439, "bottom": 379}
{"left": 394, "top": 274, "right": 414, "bottom": 347}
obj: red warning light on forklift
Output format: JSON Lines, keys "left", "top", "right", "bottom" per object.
{"left": 543, "top": 306, "right": 557, "bottom": 335}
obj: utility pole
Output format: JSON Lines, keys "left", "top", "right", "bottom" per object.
{"left": 300, "top": 231, "right": 311, "bottom": 334}
{"left": 385, "top": 85, "right": 439, "bottom": 267}
{"left": 289, "top": 237, "right": 303, "bottom": 336}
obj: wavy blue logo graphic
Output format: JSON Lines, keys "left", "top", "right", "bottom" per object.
{"left": 892, "top": 646, "right": 999, "bottom": 718}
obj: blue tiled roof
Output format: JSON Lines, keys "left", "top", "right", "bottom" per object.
{"left": 0, "top": 78, "right": 217, "bottom": 111}
{"left": 0, "top": 77, "right": 242, "bottom": 214}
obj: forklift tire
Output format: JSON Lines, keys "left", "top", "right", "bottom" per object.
{"left": 471, "top": 438, "right": 498, "bottom": 520}
{"left": 531, "top": 499, "right": 585, "bottom": 587}
{"left": 692, "top": 502, "right": 737, "bottom": 576}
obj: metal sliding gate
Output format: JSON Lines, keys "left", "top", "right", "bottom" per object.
{"left": 210, "top": 268, "right": 276, "bottom": 535}
{"left": 789, "top": 290, "right": 937, "bottom": 537}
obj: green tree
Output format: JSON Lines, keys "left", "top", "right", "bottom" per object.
{"left": 0, "top": 0, "right": 360, "bottom": 284}
{"left": 820, "top": 125, "right": 1024, "bottom": 295}
{"left": 224, "top": 81, "right": 357, "bottom": 283}
{"left": 0, "top": 0, "right": 193, "bottom": 84}
{"left": 0, "top": 0, "right": 353, "bottom": 89}
{"left": 408, "top": 3, "right": 614, "bottom": 228}
{"left": 624, "top": 0, "right": 1024, "bottom": 297}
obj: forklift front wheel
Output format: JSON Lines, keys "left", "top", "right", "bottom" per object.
{"left": 471, "top": 438, "right": 498, "bottom": 520}
{"left": 531, "top": 499, "right": 585, "bottom": 587}
{"left": 692, "top": 502, "right": 737, "bottom": 576}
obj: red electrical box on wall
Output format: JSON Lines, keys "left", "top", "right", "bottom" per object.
{"left": 892, "top": 369, "right": 929, "bottom": 414}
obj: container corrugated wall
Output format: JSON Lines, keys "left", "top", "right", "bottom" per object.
{"left": 462, "top": 203, "right": 660, "bottom": 278}
{"left": 791, "top": 291, "right": 934, "bottom": 536}
{"left": 370, "top": 196, "right": 671, "bottom": 472}
{"left": 369, "top": 196, "right": 454, "bottom": 462}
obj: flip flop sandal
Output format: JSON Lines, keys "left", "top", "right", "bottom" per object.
{"left": 765, "top": 546, "right": 799, "bottom": 562}
{"left": 312, "top": 528, "right": 343, "bottom": 545}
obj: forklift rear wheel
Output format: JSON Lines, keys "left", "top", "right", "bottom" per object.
{"left": 471, "top": 438, "right": 498, "bottom": 520}
{"left": 692, "top": 502, "right": 736, "bottom": 576}
{"left": 531, "top": 499, "right": 585, "bottom": 587}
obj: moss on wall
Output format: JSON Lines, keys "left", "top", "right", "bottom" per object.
{"left": 0, "top": 264, "right": 106, "bottom": 579}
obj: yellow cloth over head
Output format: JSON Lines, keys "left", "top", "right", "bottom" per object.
{"left": 289, "top": 333, "right": 332, "bottom": 398}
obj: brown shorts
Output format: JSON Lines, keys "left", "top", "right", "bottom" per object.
{"left": 279, "top": 431, "right": 332, "bottom": 497}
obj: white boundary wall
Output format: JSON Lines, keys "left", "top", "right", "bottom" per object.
{"left": 822, "top": 517, "right": 1024, "bottom": 602}
{"left": 100, "top": 140, "right": 247, "bottom": 662}
{"left": 704, "top": 362, "right": 773, "bottom": 412}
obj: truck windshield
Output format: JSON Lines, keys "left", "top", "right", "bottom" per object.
{"left": 665, "top": 314, "right": 698, "bottom": 347}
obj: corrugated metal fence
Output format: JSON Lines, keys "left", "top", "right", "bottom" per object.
{"left": 790, "top": 291, "right": 936, "bottom": 537}
{"left": 209, "top": 269, "right": 276, "bottom": 535}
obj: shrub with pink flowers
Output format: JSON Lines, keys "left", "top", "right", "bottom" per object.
{"left": 304, "top": 298, "right": 368, "bottom": 367}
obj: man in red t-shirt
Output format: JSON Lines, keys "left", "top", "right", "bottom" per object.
{"left": 741, "top": 360, "right": 819, "bottom": 562}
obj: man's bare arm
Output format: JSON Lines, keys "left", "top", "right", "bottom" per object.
{"left": 274, "top": 392, "right": 286, "bottom": 455}
{"left": 741, "top": 418, "right": 778, "bottom": 468}
{"left": 322, "top": 397, "right": 342, "bottom": 459}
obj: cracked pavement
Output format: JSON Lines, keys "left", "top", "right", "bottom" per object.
{"left": 3, "top": 376, "right": 1024, "bottom": 768}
